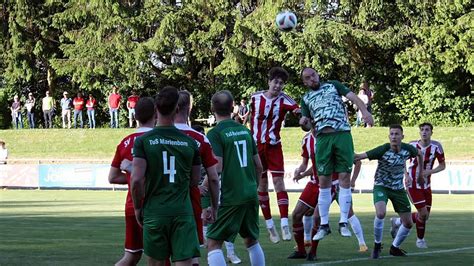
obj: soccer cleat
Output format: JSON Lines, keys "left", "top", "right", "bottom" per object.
{"left": 371, "top": 242, "right": 383, "bottom": 259}
{"left": 390, "top": 217, "right": 401, "bottom": 239}
{"left": 267, "top": 226, "right": 280, "bottom": 244}
{"left": 287, "top": 251, "right": 307, "bottom": 259}
{"left": 359, "top": 244, "right": 369, "bottom": 252}
{"left": 227, "top": 253, "right": 242, "bottom": 264}
{"left": 304, "top": 240, "right": 311, "bottom": 247}
{"left": 416, "top": 239, "right": 428, "bottom": 248}
{"left": 389, "top": 245, "right": 407, "bottom": 256}
{"left": 281, "top": 225, "right": 292, "bottom": 241}
{"left": 338, "top": 222, "right": 352, "bottom": 237}
{"left": 306, "top": 253, "right": 317, "bottom": 261}
{"left": 312, "top": 224, "right": 331, "bottom": 241}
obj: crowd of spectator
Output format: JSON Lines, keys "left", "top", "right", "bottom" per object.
{"left": 8, "top": 86, "right": 140, "bottom": 129}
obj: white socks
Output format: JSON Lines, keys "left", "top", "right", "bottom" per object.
{"left": 208, "top": 249, "right": 226, "bottom": 266}
{"left": 348, "top": 215, "right": 366, "bottom": 245}
{"left": 318, "top": 188, "right": 331, "bottom": 225}
{"left": 303, "top": 215, "right": 313, "bottom": 240}
{"left": 225, "top": 241, "right": 235, "bottom": 255}
{"left": 265, "top": 219, "right": 274, "bottom": 229}
{"left": 247, "top": 242, "right": 265, "bottom": 266}
{"left": 394, "top": 217, "right": 402, "bottom": 226}
{"left": 280, "top": 217, "right": 289, "bottom": 228}
{"left": 374, "top": 217, "right": 384, "bottom": 243}
{"left": 338, "top": 187, "right": 352, "bottom": 224}
{"left": 393, "top": 224, "right": 411, "bottom": 248}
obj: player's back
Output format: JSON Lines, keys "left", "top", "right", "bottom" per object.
{"left": 207, "top": 119, "right": 258, "bottom": 206}
{"left": 133, "top": 126, "right": 200, "bottom": 217}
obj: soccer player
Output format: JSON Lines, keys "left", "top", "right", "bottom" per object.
{"left": 108, "top": 97, "right": 156, "bottom": 266}
{"left": 206, "top": 90, "right": 265, "bottom": 266}
{"left": 355, "top": 124, "right": 424, "bottom": 258}
{"left": 390, "top": 122, "right": 446, "bottom": 248}
{"left": 250, "top": 67, "right": 300, "bottom": 243}
{"left": 131, "top": 86, "right": 202, "bottom": 266}
{"left": 299, "top": 67, "right": 373, "bottom": 240}
{"left": 174, "top": 90, "right": 220, "bottom": 265}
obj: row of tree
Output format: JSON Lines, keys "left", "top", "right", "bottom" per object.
{"left": 0, "top": 0, "right": 472, "bottom": 128}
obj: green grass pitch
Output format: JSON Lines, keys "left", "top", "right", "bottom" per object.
{"left": 1, "top": 190, "right": 473, "bottom": 265}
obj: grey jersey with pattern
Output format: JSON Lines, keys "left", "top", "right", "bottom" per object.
{"left": 300, "top": 80, "right": 351, "bottom": 134}
{"left": 367, "top": 143, "right": 418, "bottom": 190}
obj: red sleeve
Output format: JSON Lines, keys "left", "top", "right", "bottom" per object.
{"left": 200, "top": 141, "right": 218, "bottom": 168}
{"left": 301, "top": 142, "right": 309, "bottom": 159}
{"left": 436, "top": 148, "right": 445, "bottom": 163}
{"left": 111, "top": 143, "right": 122, "bottom": 168}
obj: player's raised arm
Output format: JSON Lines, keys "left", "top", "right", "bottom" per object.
{"left": 345, "top": 91, "right": 374, "bottom": 126}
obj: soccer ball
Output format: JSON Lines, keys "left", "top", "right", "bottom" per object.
{"left": 275, "top": 11, "right": 297, "bottom": 31}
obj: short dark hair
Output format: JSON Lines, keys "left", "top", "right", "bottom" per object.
{"left": 135, "top": 97, "right": 155, "bottom": 124}
{"left": 211, "top": 90, "right": 234, "bottom": 116}
{"left": 419, "top": 122, "right": 433, "bottom": 131}
{"left": 177, "top": 90, "right": 192, "bottom": 112}
{"left": 389, "top": 124, "right": 404, "bottom": 132}
{"left": 155, "top": 86, "right": 179, "bottom": 116}
{"left": 191, "top": 125, "right": 205, "bottom": 134}
{"left": 268, "top": 67, "right": 289, "bottom": 82}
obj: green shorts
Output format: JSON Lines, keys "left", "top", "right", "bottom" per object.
{"left": 207, "top": 200, "right": 259, "bottom": 243}
{"left": 143, "top": 215, "right": 200, "bottom": 262}
{"left": 316, "top": 131, "right": 354, "bottom": 176}
{"left": 201, "top": 195, "right": 210, "bottom": 209}
{"left": 373, "top": 185, "right": 411, "bottom": 213}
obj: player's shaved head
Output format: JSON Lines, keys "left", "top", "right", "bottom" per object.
{"left": 177, "top": 90, "right": 193, "bottom": 114}
{"left": 135, "top": 97, "right": 155, "bottom": 124}
{"left": 211, "top": 90, "right": 234, "bottom": 116}
{"left": 155, "top": 86, "right": 179, "bottom": 116}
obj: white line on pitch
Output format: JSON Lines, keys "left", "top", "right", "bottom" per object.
{"left": 303, "top": 247, "right": 474, "bottom": 265}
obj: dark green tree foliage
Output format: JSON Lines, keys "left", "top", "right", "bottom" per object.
{"left": 0, "top": 0, "right": 472, "bottom": 128}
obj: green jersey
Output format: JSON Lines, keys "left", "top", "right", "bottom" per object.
{"left": 133, "top": 126, "right": 201, "bottom": 217}
{"left": 367, "top": 143, "right": 418, "bottom": 190}
{"left": 207, "top": 119, "right": 258, "bottom": 206}
{"left": 300, "top": 80, "right": 351, "bottom": 134}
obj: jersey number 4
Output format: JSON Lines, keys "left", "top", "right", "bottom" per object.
{"left": 162, "top": 151, "right": 176, "bottom": 183}
{"left": 234, "top": 140, "right": 248, "bottom": 167}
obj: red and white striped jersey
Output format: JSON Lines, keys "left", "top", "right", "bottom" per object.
{"left": 407, "top": 140, "right": 445, "bottom": 189}
{"left": 175, "top": 123, "right": 218, "bottom": 169}
{"left": 250, "top": 91, "right": 298, "bottom": 145}
{"left": 301, "top": 133, "right": 317, "bottom": 182}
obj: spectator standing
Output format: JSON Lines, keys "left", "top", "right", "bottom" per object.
{"left": 42, "top": 91, "right": 54, "bottom": 128}
{"left": 10, "top": 95, "right": 23, "bottom": 129}
{"left": 86, "top": 94, "right": 97, "bottom": 129}
{"left": 25, "top": 93, "right": 35, "bottom": 129}
{"left": 356, "top": 89, "right": 369, "bottom": 127}
{"left": 237, "top": 97, "right": 250, "bottom": 125}
{"left": 73, "top": 92, "right": 85, "bottom": 128}
{"left": 108, "top": 86, "right": 122, "bottom": 128}
{"left": 127, "top": 90, "right": 140, "bottom": 128}
{"left": 231, "top": 101, "right": 239, "bottom": 121}
{"left": 360, "top": 82, "right": 374, "bottom": 127}
{"left": 60, "top": 91, "right": 72, "bottom": 129}
{"left": 0, "top": 139, "right": 7, "bottom": 164}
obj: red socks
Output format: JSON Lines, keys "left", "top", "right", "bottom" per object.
{"left": 258, "top": 191, "right": 272, "bottom": 220}
{"left": 293, "top": 223, "right": 305, "bottom": 253}
{"left": 276, "top": 191, "right": 289, "bottom": 219}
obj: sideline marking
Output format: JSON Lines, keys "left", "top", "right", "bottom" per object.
{"left": 305, "top": 247, "right": 474, "bottom": 265}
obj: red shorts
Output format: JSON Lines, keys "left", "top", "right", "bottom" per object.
{"left": 125, "top": 214, "right": 143, "bottom": 253}
{"left": 190, "top": 186, "right": 203, "bottom": 244}
{"left": 258, "top": 143, "right": 284, "bottom": 175}
{"left": 408, "top": 187, "right": 432, "bottom": 210}
{"left": 298, "top": 181, "right": 319, "bottom": 209}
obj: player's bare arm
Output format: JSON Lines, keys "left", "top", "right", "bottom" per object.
{"left": 131, "top": 157, "right": 147, "bottom": 226}
{"left": 205, "top": 163, "right": 220, "bottom": 222}
{"left": 253, "top": 154, "right": 263, "bottom": 186}
{"left": 108, "top": 167, "right": 127, "bottom": 184}
{"left": 423, "top": 160, "right": 446, "bottom": 177}
{"left": 416, "top": 150, "right": 425, "bottom": 186}
{"left": 191, "top": 164, "right": 201, "bottom": 187}
{"left": 351, "top": 160, "right": 362, "bottom": 189}
{"left": 345, "top": 91, "right": 374, "bottom": 126}
{"left": 299, "top": 116, "right": 312, "bottom": 132}
{"left": 354, "top": 152, "right": 368, "bottom": 162}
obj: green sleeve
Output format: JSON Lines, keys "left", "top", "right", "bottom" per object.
{"left": 366, "top": 143, "right": 390, "bottom": 160}
{"left": 207, "top": 129, "right": 223, "bottom": 157}
{"left": 132, "top": 135, "right": 146, "bottom": 159}
{"left": 329, "top": 80, "right": 351, "bottom": 96}
{"left": 402, "top": 143, "right": 419, "bottom": 158}
{"left": 300, "top": 96, "right": 309, "bottom": 117}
